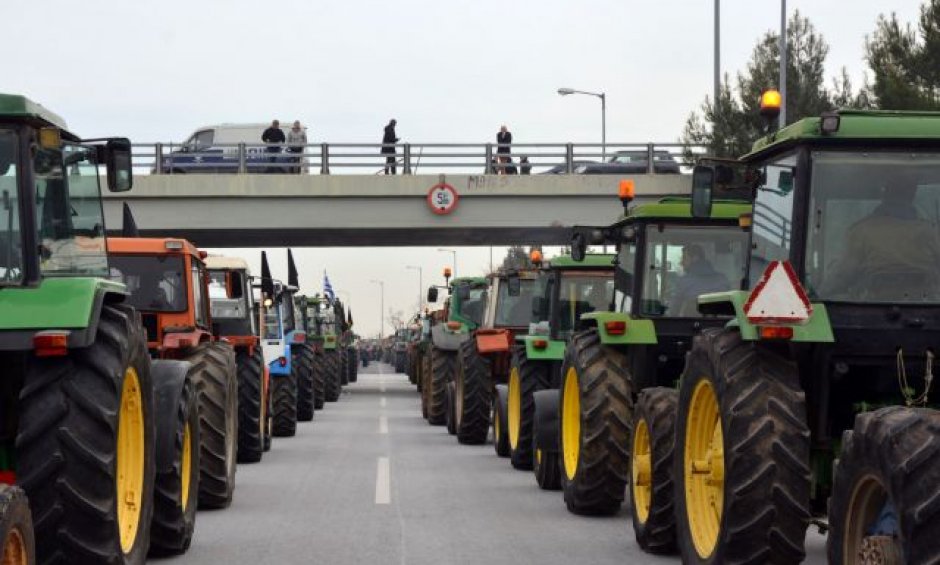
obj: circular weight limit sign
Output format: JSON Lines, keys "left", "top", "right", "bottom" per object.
{"left": 427, "top": 183, "right": 459, "bottom": 215}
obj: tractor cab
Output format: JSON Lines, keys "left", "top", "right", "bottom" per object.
{"left": 108, "top": 237, "right": 215, "bottom": 353}
{"left": 206, "top": 255, "right": 259, "bottom": 351}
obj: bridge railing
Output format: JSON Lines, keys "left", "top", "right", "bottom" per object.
{"left": 131, "top": 142, "right": 707, "bottom": 175}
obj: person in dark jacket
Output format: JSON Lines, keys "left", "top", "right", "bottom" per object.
{"left": 520, "top": 155, "right": 532, "bottom": 175}
{"left": 496, "top": 125, "right": 512, "bottom": 174}
{"left": 262, "top": 120, "right": 285, "bottom": 173}
{"left": 382, "top": 119, "right": 399, "bottom": 174}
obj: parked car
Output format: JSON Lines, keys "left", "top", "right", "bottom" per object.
{"left": 539, "top": 160, "right": 599, "bottom": 174}
{"left": 159, "top": 123, "right": 298, "bottom": 174}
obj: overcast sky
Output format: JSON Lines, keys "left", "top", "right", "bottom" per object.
{"left": 6, "top": 0, "right": 925, "bottom": 337}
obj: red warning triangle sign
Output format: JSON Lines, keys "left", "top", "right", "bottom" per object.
{"left": 743, "top": 261, "right": 812, "bottom": 324}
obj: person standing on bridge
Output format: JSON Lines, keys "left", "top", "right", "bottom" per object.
{"left": 287, "top": 121, "right": 307, "bottom": 174}
{"left": 382, "top": 119, "right": 399, "bottom": 175}
{"left": 262, "top": 119, "right": 285, "bottom": 174}
{"left": 496, "top": 125, "right": 513, "bottom": 174}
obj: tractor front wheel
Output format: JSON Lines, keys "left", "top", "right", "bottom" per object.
{"left": 323, "top": 350, "right": 341, "bottom": 402}
{"left": 508, "top": 348, "right": 551, "bottom": 470}
{"left": 675, "top": 328, "right": 810, "bottom": 565}
{"left": 149, "top": 372, "right": 200, "bottom": 556}
{"left": 828, "top": 406, "right": 940, "bottom": 565}
{"left": 630, "top": 387, "right": 678, "bottom": 555}
{"left": 312, "top": 354, "right": 326, "bottom": 410}
{"left": 558, "top": 330, "right": 632, "bottom": 515}
{"left": 493, "top": 385, "right": 510, "bottom": 457}
{"left": 0, "top": 485, "right": 35, "bottom": 565}
{"left": 236, "top": 347, "right": 265, "bottom": 463}
{"left": 294, "top": 345, "right": 315, "bottom": 422}
{"left": 427, "top": 347, "right": 454, "bottom": 426}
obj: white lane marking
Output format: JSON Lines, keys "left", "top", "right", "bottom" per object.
{"left": 375, "top": 457, "right": 391, "bottom": 504}
{"left": 379, "top": 415, "right": 388, "bottom": 434}
{"left": 380, "top": 397, "right": 387, "bottom": 408}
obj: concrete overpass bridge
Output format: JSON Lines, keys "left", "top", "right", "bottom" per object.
{"left": 102, "top": 173, "right": 692, "bottom": 247}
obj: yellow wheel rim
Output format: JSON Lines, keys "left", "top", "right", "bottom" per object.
{"left": 536, "top": 448, "right": 542, "bottom": 466}
{"left": 561, "top": 367, "right": 581, "bottom": 481}
{"left": 2, "top": 524, "right": 27, "bottom": 565}
{"left": 116, "top": 367, "right": 145, "bottom": 555}
{"left": 684, "top": 378, "right": 724, "bottom": 559}
{"left": 508, "top": 368, "right": 522, "bottom": 450}
{"left": 632, "top": 418, "right": 653, "bottom": 524}
{"left": 181, "top": 422, "right": 193, "bottom": 512}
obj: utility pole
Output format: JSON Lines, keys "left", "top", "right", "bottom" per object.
{"left": 779, "top": 0, "right": 787, "bottom": 128}
{"left": 714, "top": 0, "right": 720, "bottom": 107}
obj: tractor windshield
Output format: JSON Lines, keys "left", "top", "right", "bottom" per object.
{"left": 457, "top": 287, "right": 487, "bottom": 326}
{"left": 36, "top": 142, "right": 109, "bottom": 278}
{"left": 494, "top": 278, "right": 538, "bottom": 327}
{"left": 0, "top": 130, "right": 20, "bottom": 285}
{"left": 110, "top": 255, "right": 187, "bottom": 312}
{"left": 279, "top": 292, "right": 296, "bottom": 332}
{"left": 263, "top": 303, "right": 281, "bottom": 339}
{"left": 624, "top": 224, "right": 748, "bottom": 317}
{"left": 556, "top": 272, "right": 615, "bottom": 336}
{"left": 806, "top": 151, "right": 940, "bottom": 303}
{"left": 208, "top": 271, "right": 248, "bottom": 319}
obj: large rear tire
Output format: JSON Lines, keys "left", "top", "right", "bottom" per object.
{"left": 558, "top": 330, "right": 632, "bottom": 515}
{"left": 675, "top": 328, "right": 810, "bottom": 565}
{"left": 294, "top": 344, "right": 315, "bottom": 422}
{"left": 427, "top": 347, "right": 455, "bottom": 426}
{"left": 0, "top": 485, "right": 35, "bottom": 565}
{"left": 445, "top": 381, "right": 457, "bottom": 436}
{"left": 262, "top": 370, "right": 273, "bottom": 452}
{"left": 455, "top": 340, "right": 491, "bottom": 445}
{"left": 184, "top": 342, "right": 238, "bottom": 510}
{"left": 323, "top": 350, "right": 341, "bottom": 402}
{"left": 508, "top": 348, "right": 551, "bottom": 470}
{"left": 533, "top": 390, "right": 562, "bottom": 491}
{"left": 149, "top": 374, "right": 200, "bottom": 556}
{"left": 630, "top": 387, "right": 678, "bottom": 555}
{"left": 235, "top": 347, "right": 264, "bottom": 464}
{"left": 16, "top": 303, "right": 156, "bottom": 564}
{"left": 828, "top": 406, "right": 940, "bottom": 565}
{"left": 339, "top": 347, "right": 349, "bottom": 386}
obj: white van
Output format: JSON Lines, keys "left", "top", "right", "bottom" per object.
{"left": 161, "top": 123, "right": 303, "bottom": 173}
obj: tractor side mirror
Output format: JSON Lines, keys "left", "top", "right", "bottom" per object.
{"left": 427, "top": 286, "right": 439, "bottom": 303}
{"left": 691, "top": 165, "right": 714, "bottom": 219}
{"left": 104, "top": 138, "right": 133, "bottom": 192}
{"left": 571, "top": 232, "right": 587, "bottom": 262}
{"left": 507, "top": 275, "right": 521, "bottom": 297}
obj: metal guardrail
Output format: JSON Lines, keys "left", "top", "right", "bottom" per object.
{"left": 131, "top": 142, "right": 707, "bottom": 175}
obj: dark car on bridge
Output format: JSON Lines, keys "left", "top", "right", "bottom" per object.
{"left": 569, "top": 150, "right": 681, "bottom": 175}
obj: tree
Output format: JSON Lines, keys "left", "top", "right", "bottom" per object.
{"left": 682, "top": 11, "right": 852, "bottom": 158}
{"left": 865, "top": 1, "right": 940, "bottom": 109}
{"left": 501, "top": 245, "right": 530, "bottom": 270}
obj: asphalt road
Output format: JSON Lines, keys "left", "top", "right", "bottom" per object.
{"left": 154, "top": 362, "right": 828, "bottom": 564}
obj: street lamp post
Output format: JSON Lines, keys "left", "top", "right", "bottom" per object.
{"left": 557, "top": 87, "right": 607, "bottom": 161}
{"left": 370, "top": 279, "right": 384, "bottom": 338}
{"left": 406, "top": 265, "right": 423, "bottom": 312}
{"left": 436, "top": 248, "right": 457, "bottom": 279}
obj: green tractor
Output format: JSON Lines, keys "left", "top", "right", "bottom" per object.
{"left": 302, "top": 294, "right": 329, "bottom": 410}
{"left": 553, "top": 183, "right": 752, "bottom": 526}
{"left": 661, "top": 103, "right": 940, "bottom": 563}
{"left": 318, "top": 301, "right": 343, "bottom": 402}
{"left": 0, "top": 93, "right": 168, "bottom": 563}
{"left": 497, "top": 253, "right": 615, "bottom": 478}
{"left": 423, "top": 274, "right": 489, "bottom": 426}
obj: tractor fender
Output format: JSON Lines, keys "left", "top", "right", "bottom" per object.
{"left": 151, "top": 359, "right": 193, "bottom": 475}
{"left": 430, "top": 324, "right": 468, "bottom": 351}
{"left": 532, "top": 389, "right": 560, "bottom": 453}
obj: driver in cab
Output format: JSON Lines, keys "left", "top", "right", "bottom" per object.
{"left": 821, "top": 179, "right": 940, "bottom": 300}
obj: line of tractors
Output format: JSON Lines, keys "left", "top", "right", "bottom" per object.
{"left": 0, "top": 94, "right": 362, "bottom": 564}
{"left": 400, "top": 94, "right": 940, "bottom": 564}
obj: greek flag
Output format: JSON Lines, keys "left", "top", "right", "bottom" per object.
{"left": 323, "top": 272, "right": 335, "bottom": 303}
